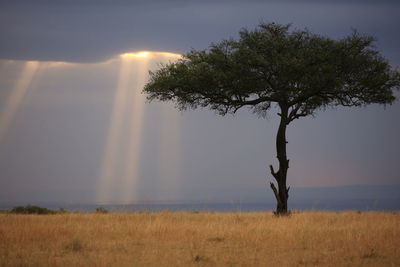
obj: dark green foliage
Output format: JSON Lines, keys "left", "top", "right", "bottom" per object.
{"left": 95, "top": 207, "right": 108, "bottom": 213}
{"left": 10, "top": 205, "right": 56, "bottom": 215}
{"left": 144, "top": 23, "right": 399, "bottom": 117}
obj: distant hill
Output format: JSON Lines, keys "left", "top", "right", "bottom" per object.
{"left": 291, "top": 184, "right": 400, "bottom": 200}
{"left": 0, "top": 184, "right": 399, "bottom": 207}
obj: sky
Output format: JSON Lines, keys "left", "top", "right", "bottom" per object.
{"left": 0, "top": 0, "right": 399, "bottom": 204}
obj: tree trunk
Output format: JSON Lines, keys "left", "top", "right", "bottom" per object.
{"left": 269, "top": 104, "right": 290, "bottom": 215}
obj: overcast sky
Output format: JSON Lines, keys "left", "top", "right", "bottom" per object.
{"left": 0, "top": 0, "right": 399, "bottom": 204}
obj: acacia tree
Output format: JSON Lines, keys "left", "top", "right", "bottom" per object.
{"left": 143, "top": 23, "right": 399, "bottom": 214}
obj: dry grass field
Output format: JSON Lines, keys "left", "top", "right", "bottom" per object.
{"left": 0, "top": 211, "right": 399, "bottom": 266}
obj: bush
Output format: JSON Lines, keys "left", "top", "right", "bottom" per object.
{"left": 57, "top": 208, "right": 68, "bottom": 214}
{"left": 9, "top": 205, "right": 56, "bottom": 215}
{"left": 95, "top": 207, "right": 108, "bottom": 213}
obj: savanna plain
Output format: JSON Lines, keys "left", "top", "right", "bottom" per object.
{"left": 0, "top": 211, "right": 399, "bottom": 266}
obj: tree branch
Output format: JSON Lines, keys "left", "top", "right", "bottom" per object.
{"left": 288, "top": 111, "right": 309, "bottom": 123}
{"left": 270, "top": 182, "right": 283, "bottom": 206}
{"left": 288, "top": 104, "right": 301, "bottom": 120}
{"left": 269, "top": 165, "right": 279, "bottom": 181}
{"left": 231, "top": 96, "right": 277, "bottom": 107}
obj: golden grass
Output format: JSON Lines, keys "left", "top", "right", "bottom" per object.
{"left": 0, "top": 211, "right": 399, "bottom": 266}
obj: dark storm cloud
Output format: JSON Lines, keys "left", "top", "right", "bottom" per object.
{"left": 0, "top": 0, "right": 399, "bottom": 64}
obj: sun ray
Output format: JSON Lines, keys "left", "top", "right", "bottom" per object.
{"left": 97, "top": 57, "right": 133, "bottom": 203}
{"left": 0, "top": 61, "right": 39, "bottom": 143}
{"left": 97, "top": 51, "right": 182, "bottom": 204}
{"left": 121, "top": 56, "right": 149, "bottom": 203}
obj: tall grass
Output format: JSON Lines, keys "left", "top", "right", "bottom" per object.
{"left": 0, "top": 211, "right": 398, "bottom": 266}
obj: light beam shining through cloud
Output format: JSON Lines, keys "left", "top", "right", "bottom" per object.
{"left": 97, "top": 51, "right": 182, "bottom": 204}
{"left": 121, "top": 56, "right": 149, "bottom": 203}
{"left": 97, "top": 56, "right": 133, "bottom": 203}
{"left": 0, "top": 61, "right": 39, "bottom": 143}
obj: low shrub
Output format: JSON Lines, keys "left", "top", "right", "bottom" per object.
{"left": 95, "top": 207, "right": 108, "bottom": 213}
{"left": 9, "top": 205, "right": 56, "bottom": 215}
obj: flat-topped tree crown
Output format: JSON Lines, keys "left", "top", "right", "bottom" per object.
{"left": 144, "top": 23, "right": 399, "bottom": 214}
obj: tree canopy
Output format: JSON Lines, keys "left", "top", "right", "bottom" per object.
{"left": 145, "top": 23, "right": 398, "bottom": 119}
{"left": 143, "top": 23, "right": 399, "bottom": 214}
